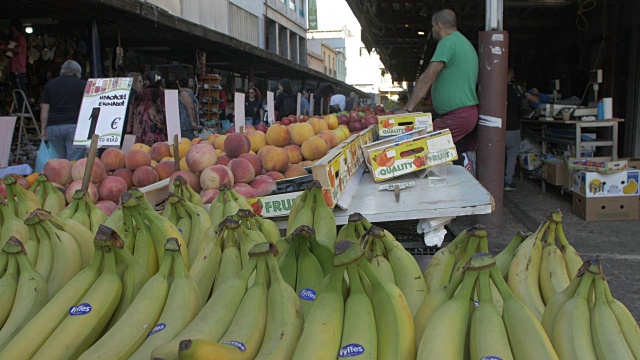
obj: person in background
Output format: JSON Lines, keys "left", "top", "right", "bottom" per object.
{"left": 127, "top": 70, "right": 167, "bottom": 145}
{"left": 178, "top": 74, "right": 199, "bottom": 140}
{"left": 330, "top": 93, "right": 346, "bottom": 112}
{"left": 405, "top": 9, "right": 478, "bottom": 166}
{"left": 300, "top": 88, "right": 311, "bottom": 116}
{"left": 313, "top": 83, "right": 335, "bottom": 116}
{"left": 345, "top": 91, "right": 358, "bottom": 111}
{"left": 504, "top": 68, "right": 530, "bottom": 191}
{"left": 275, "top": 79, "right": 297, "bottom": 119}
{"left": 127, "top": 72, "right": 143, "bottom": 99}
{"left": 0, "top": 19, "right": 28, "bottom": 103}
{"left": 245, "top": 87, "right": 264, "bottom": 126}
{"left": 39, "top": 60, "right": 86, "bottom": 161}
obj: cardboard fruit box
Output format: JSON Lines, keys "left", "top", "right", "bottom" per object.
{"left": 362, "top": 128, "right": 457, "bottom": 182}
{"left": 572, "top": 169, "right": 640, "bottom": 198}
{"left": 377, "top": 112, "right": 433, "bottom": 137}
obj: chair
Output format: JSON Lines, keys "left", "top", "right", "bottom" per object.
{"left": 9, "top": 89, "right": 40, "bottom": 163}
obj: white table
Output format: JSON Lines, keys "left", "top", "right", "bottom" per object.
{"left": 274, "top": 165, "right": 494, "bottom": 234}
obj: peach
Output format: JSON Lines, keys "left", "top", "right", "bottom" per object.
{"left": 232, "top": 183, "right": 259, "bottom": 199}
{"left": 112, "top": 168, "right": 134, "bottom": 189}
{"left": 132, "top": 166, "right": 159, "bottom": 188}
{"left": 186, "top": 144, "right": 218, "bottom": 173}
{"left": 239, "top": 153, "right": 263, "bottom": 176}
{"left": 284, "top": 144, "right": 303, "bottom": 164}
{"left": 299, "top": 160, "right": 315, "bottom": 167}
{"left": 71, "top": 158, "right": 107, "bottom": 184}
{"left": 246, "top": 130, "right": 267, "bottom": 153}
{"left": 95, "top": 200, "right": 118, "bottom": 216}
{"left": 125, "top": 149, "right": 152, "bottom": 171}
{"left": 214, "top": 135, "right": 227, "bottom": 150}
{"left": 130, "top": 143, "right": 151, "bottom": 154}
{"left": 227, "top": 158, "right": 255, "bottom": 184}
{"left": 200, "top": 189, "right": 220, "bottom": 204}
{"left": 301, "top": 135, "right": 329, "bottom": 161}
{"left": 215, "top": 149, "right": 224, "bottom": 157}
{"left": 289, "top": 123, "right": 315, "bottom": 146}
{"left": 179, "top": 157, "right": 189, "bottom": 171}
{"left": 319, "top": 129, "right": 341, "bottom": 148}
{"left": 201, "top": 140, "right": 214, "bottom": 147}
{"left": 156, "top": 161, "right": 176, "bottom": 180}
{"left": 43, "top": 158, "right": 73, "bottom": 186}
{"left": 224, "top": 133, "right": 252, "bottom": 158}
{"left": 169, "top": 170, "right": 201, "bottom": 192}
{"left": 332, "top": 129, "right": 348, "bottom": 143}
{"left": 192, "top": 137, "right": 203, "bottom": 145}
{"left": 284, "top": 164, "right": 309, "bottom": 178}
{"left": 65, "top": 179, "right": 98, "bottom": 204}
{"left": 169, "top": 138, "right": 192, "bottom": 159}
{"left": 98, "top": 176, "right": 128, "bottom": 203}
{"left": 308, "top": 117, "right": 329, "bottom": 134}
{"left": 200, "top": 165, "right": 234, "bottom": 190}
{"left": 217, "top": 154, "right": 231, "bottom": 166}
{"left": 260, "top": 147, "right": 289, "bottom": 173}
{"left": 207, "top": 134, "right": 219, "bottom": 142}
{"left": 257, "top": 145, "right": 276, "bottom": 159}
{"left": 265, "top": 124, "right": 291, "bottom": 147}
{"left": 161, "top": 156, "right": 174, "bottom": 162}
{"left": 324, "top": 114, "right": 339, "bottom": 129}
{"left": 101, "top": 148, "right": 126, "bottom": 172}
{"left": 249, "top": 175, "right": 277, "bottom": 196}
{"left": 264, "top": 171, "right": 285, "bottom": 181}
{"left": 150, "top": 142, "right": 171, "bottom": 162}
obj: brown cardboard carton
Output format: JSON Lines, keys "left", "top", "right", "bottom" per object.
{"left": 572, "top": 192, "right": 639, "bottom": 221}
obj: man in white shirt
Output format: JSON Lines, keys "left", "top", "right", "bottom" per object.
{"left": 330, "top": 93, "right": 346, "bottom": 112}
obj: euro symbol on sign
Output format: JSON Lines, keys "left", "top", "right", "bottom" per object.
{"left": 110, "top": 117, "right": 121, "bottom": 130}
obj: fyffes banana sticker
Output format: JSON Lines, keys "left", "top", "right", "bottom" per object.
{"left": 69, "top": 303, "right": 92, "bottom": 316}
{"left": 339, "top": 344, "right": 365, "bottom": 357}
{"left": 299, "top": 288, "right": 317, "bottom": 301}
{"left": 147, "top": 323, "right": 166, "bottom": 337}
{"left": 223, "top": 341, "right": 246, "bottom": 351}
{"left": 588, "top": 179, "right": 604, "bottom": 195}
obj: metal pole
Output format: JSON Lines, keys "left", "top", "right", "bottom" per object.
{"left": 476, "top": 0, "right": 508, "bottom": 232}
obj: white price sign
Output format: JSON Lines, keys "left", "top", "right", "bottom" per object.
{"left": 266, "top": 91, "right": 275, "bottom": 125}
{"left": 73, "top": 78, "right": 133, "bottom": 147}
{"left": 235, "top": 92, "right": 246, "bottom": 132}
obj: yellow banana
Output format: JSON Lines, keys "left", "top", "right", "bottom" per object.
{"left": 189, "top": 223, "right": 223, "bottom": 304}
{"left": 508, "top": 222, "right": 548, "bottom": 320}
{"left": 292, "top": 265, "right": 346, "bottom": 360}
{"left": 32, "top": 219, "right": 54, "bottom": 280}
{"left": 359, "top": 257, "right": 416, "bottom": 359}
{"left": 336, "top": 221, "right": 353, "bottom": 243}
{"left": 212, "top": 225, "right": 242, "bottom": 294}
{"left": 210, "top": 256, "right": 269, "bottom": 359}
{"left": 0, "top": 198, "right": 29, "bottom": 250}
{"left": 255, "top": 245, "right": 303, "bottom": 359}
{"left": 278, "top": 236, "right": 298, "bottom": 289}
{"left": 423, "top": 228, "right": 469, "bottom": 292}
{"left": 540, "top": 222, "right": 570, "bottom": 304}
{"left": 451, "top": 232, "right": 480, "bottom": 279}
{"left": 228, "top": 187, "right": 253, "bottom": 211}
{"left": 369, "top": 238, "right": 396, "bottom": 285}
{"left": 413, "top": 272, "right": 463, "bottom": 351}
{"left": 79, "top": 242, "right": 173, "bottom": 360}
{"left": 182, "top": 199, "right": 211, "bottom": 263}
{"left": 418, "top": 264, "right": 477, "bottom": 359}
{"left": 222, "top": 191, "right": 241, "bottom": 219}
{"left": 0, "top": 256, "right": 18, "bottom": 328}
{"left": 39, "top": 218, "right": 82, "bottom": 299}
{"left": 603, "top": 278, "right": 640, "bottom": 359}
{"left": 287, "top": 190, "right": 307, "bottom": 231}
{"left": 0, "top": 248, "right": 103, "bottom": 360}
{"left": 177, "top": 339, "right": 235, "bottom": 359}
{"left": 255, "top": 216, "right": 281, "bottom": 244}
{"left": 5, "top": 175, "right": 40, "bottom": 220}
{"left": 150, "top": 256, "right": 257, "bottom": 360}
{"left": 311, "top": 185, "right": 336, "bottom": 253}
{"left": 591, "top": 266, "right": 634, "bottom": 360}
{"left": 32, "top": 232, "right": 122, "bottom": 360}
{"left": 174, "top": 201, "right": 192, "bottom": 247}
{"left": 87, "top": 200, "right": 107, "bottom": 234}
{"left": 129, "top": 243, "right": 203, "bottom": 360}
{"left": 550, "top": 269, "right": 597, "bottom": 360}
{"left": 375, "top": 226, "right": 427, "bottom": 316}
{"left": 287, "top": 189, "right": 313, "bottom": 235}
{"left": 556, "top": 222, "right": 583, "bottom": 279}
{"left": 0, "top": 237, "right": 49, "bottom": 350}
{"left": 108, "top": 246, "right": 151, "bottom": 326}
{"left": 495, "top": 230, "right": 527, "bottom": 280}
{"left": 183, "top": 180, "right": 204, "bottom": 208}
{"left": 48, "top": 214, "right": 95, "bottom": 269}
{"left": 128, "top": 187, "right": 156, "bottom": 212}
{"left": 69, "top": 191, "right": 91, "bottom": 229}
{"left": 57, "top": 196, "right": 78, "bottom": 219}
{"left": 295, "top": 233, "right": 324, "bottom": 320}
{"left": 470, "top": 268, "right": 514, "bottom": 360}
{"left": 207, "top": 192, "right": 225, "bottom": 229}
{"left": 338, "top": 264, "right": 377, "bottom": 359}
{"left": 131, "top": 209, "right": 159, "bottom": 277}
{"left": 40, "top": 175, "right": 65, "bottom": 215}
{"left": 491, "top": 265, "right": 559, "bottom": 360}
{"left": 541, "top": 264, "right": 585, "bottom": 339}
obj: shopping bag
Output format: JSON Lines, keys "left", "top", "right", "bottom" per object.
{"left": 35, "top": 140, "right": 59, "bottom": 172}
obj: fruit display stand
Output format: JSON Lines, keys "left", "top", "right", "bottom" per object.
{"left": 199, "top": 74, "right": 222, "bottom": 129}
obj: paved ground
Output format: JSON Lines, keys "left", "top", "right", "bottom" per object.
{"left": 446, "top": 174, "right": 640, "bottom": 323}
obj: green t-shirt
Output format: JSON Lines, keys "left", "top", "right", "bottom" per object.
{"left": 430, "top": 31, "right": 479, "bottom": 114}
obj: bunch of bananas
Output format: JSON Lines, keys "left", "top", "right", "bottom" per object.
{"left": 209, "top": 184, "right": 253, "bottom": 227}
{"left": 418, "top": 253, "right": 559, "bottom": 360}
{"left": 170, "top": 175, "right": 204, "bottom": 208}
{"left": 0, "top": 226, "right": 122, "bottom": 359}
{"left": 542, "top": 257, "right": 640, "bottom": 360}
{"left": 508, "top": 209, "right": 583, "bottom": 320}
{"left": 58, "top": 189, "right": 107, "bottom": 235}
{"left": 4, "top": 174, "right": 40, "bottom": 220}
{"left": 30, "top": 174, "right": 65, "bottom": 215}
{"left": 162, "top": 193, "right": 212, "bottom": 264}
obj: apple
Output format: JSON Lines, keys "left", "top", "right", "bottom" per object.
{"left": 281, "top": 117, "right": 292, "bottom": 125}
{"left": 227, "top": 127, "right": 236, "bottom": 134}
{"left": 338, "top": 114, "right": 350, "bottom": 125}
{"left": 349, "top": 111, "right": 362, "bottom": 123}
{"left": 349, "top": 121, "right": 364, "bottom": 132}
{"left": 375, "top": 104, "right": 384, "bottom": 113}
{"left": 288, "top": 115, "right": 297, "bottom": 123}
{"left": 364, "top": 115, "right": 378, "bottom": 127}
{"left": 354, "top": 106, "right": 361, "bottom": 112}
{"left": 256, "top": 123, "right": 268, "bottom": 133}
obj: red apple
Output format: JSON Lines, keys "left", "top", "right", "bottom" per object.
{"left": 364, "top": 115, "right": 378, "bottom": 127}
{"left": 281, "top": 117, "right": 292, "bottom": 125}
{"left": 349, "top": 121, "right": 365, "bottom": 132}
{"left": 288, "top": 115, "right": 297, "bottom": 123}
{"left": 349, "top": 111, "right": 362, "bottom": 123}
{"left": 338, "top": 114, "right": 350, "bottom": 125}
{"left": 227, "top": 127, "right": 236, "bottom": 134}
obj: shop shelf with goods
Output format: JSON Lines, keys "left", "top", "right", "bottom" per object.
{"left": 198, "top": 74, "right": 222, "bottom": 130}
{"left": 519, "top": 118, "right": 623, "bottom": 193}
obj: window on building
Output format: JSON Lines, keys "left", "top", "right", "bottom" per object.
{"left": 289, "top": 0, "right": 295, "bottom": 10}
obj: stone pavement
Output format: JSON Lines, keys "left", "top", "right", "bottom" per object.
{"left": 447, "top": 174, "right": 640, "bottom": 323}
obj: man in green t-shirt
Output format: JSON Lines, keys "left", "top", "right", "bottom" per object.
{"left": 406, "top": 9, "right": 479, "bottom": 164}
